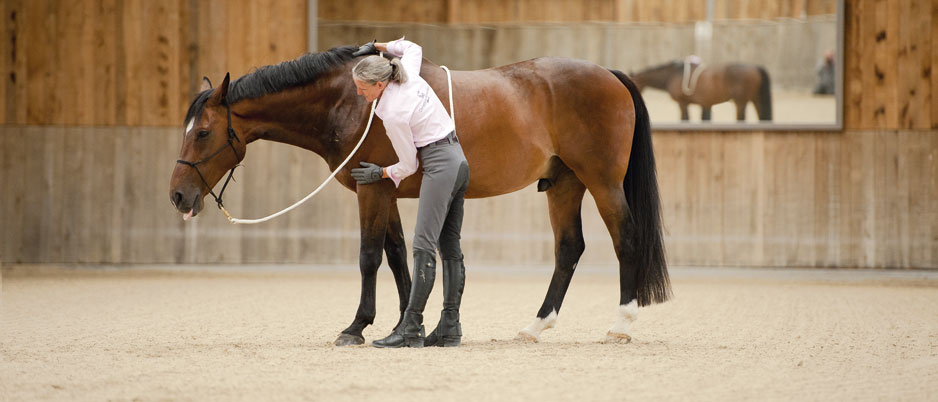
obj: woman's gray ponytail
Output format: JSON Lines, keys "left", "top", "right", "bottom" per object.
{"left": 352, "top": 55, "right": 408, "bottom": 85}
{"left": 388, "top": 58, "right": 407, "bottom": 84}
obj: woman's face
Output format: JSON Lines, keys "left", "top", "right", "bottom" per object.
{"left": 354, "top": 79, "right": 386, "bottom": 102}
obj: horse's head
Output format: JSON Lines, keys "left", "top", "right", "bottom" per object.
{"left": 169, "top": 73, "right": 246, "bottom": 221}
{"left": 631, "top": 61, "right": 683, "bottom": 91}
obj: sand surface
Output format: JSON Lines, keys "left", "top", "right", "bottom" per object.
{"left": 2, "top": 265, "right": 937, "bottom": 401}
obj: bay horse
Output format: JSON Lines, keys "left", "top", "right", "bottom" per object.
{"left": 169, "top": 45, "right": 670, "bottom": 346}
{"left": 631, "top": 60, "right": 772, "bottom": 122}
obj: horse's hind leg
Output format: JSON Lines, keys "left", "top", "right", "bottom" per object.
{"left": 701, "top": 106, "right": 712, "bottom": 121}
{"left": 384, "top": 200, "right": 412, "bottom": 332}
{"left": 517, "top": 167, "right": 586, "bottom": 342}
{"left": 584, "top": 181, "right": 641, "bottom": 344}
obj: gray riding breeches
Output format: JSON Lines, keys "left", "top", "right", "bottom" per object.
{"left": 412, "top": 133, "right": 469, "bottom": 260}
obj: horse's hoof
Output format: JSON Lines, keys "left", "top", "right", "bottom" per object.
{"left": 603, "top": 331, "right": 632, "bottom": 344}
{"left": 334, "top": 333, "right": 365, "bottom": 346}
{"left": 515, "top": 331, "right": 540, "bottom": 343}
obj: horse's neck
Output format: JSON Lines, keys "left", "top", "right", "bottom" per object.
{"left": 234, "top": 83, "right": 360, "bottom": 169}
{"left": 645, "top": 68, "right": 677, "bottom": 90}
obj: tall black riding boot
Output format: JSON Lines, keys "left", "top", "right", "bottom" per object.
{"left": 424, "top": 257, "right": 465, "bottom": 347}
{"left": 372, "top": 249, "right": 436, "bottom": 348}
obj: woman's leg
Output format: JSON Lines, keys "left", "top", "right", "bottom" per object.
{"left": 427, "top": 160, "right": 469, "bottom": 347}
{"left": 373, "top": 143, "right": 465, "bottom": 348}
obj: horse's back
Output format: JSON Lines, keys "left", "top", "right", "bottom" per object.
{"left": 420, "top": 57, "right": 636, "bottom": 198}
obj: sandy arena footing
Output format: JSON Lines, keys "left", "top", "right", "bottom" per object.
{"left": 2, "top": 265, "right": 937, "bottom": 401}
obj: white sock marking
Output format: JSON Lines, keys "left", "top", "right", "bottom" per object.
{"left": 606, "top": 300, "right": 638, "bottom": 341}
{"left": 518, "top": 309, "right": 558, "bottom": 342}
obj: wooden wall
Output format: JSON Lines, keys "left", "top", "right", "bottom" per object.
{"left": 2, "top": 0, "right": 937, "bottom": 269}
{"left": 0, "top": 0, "right": 307, "bottom": 127}
{"left": 320, "top": 0, "right": 837, "bottom": 24}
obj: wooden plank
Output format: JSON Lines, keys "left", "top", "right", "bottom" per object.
{"left": 896, "top": 1, "right": 925, "bottom": 128}
{"left": 860, "top": 0, "right": 880, "bottom": 129}
{"left": 19, "top": 126, "right": 44, "bottom": 262}
{"left": 162, "top": 127, "right": 186, "bottom": 263}
{"left": 109, "top": 127, "right": 127, "bottom": 262}
{"left": 119, "top": 0, "right": 143, "bottom": 125}
{"left": 844, "top": 0, "right": 863, "bottom": 129}
{"left": 932, "top": 0, "right": 938, "bottom": 129}
{"left": 86, "top": 127, "right": 117, "bottom": 262}
{"left": 0, "top": 127, "right": 27, "bottom": 262}
{"left": 913, "top": 131, "right": 938, "bottom": 267}
{"left": 813, "top": 131, "right": 838, "bottom": 266}
{"left": 873, "top": 0, "right": 899, "bottom": 128}
{"left": 147, "top": 127, "right": 176, "bottom": 263}
{"left": 37, "top": 126, "right": 65, "bottom": 263}
{"left": 93, "top": 0, "right": 118, "bottom": 125}
{"left": 75, "top": 127, "right": 96, "bottom": 262}
{"left": 119, "top": 126, "right": 142, "bottom": 262}
{"left": 1, "top": 0, "right": 9, "bottom": 124}
{"left": 871, "top": 130, "right": 903, "bottom": 267}
{"left": 140, "top": 0, "right": 169, "bottom": 125}
{"left": 24, "top": 0, "right": 48, "bottom": 125}
{"left": 10, "top": 0, "right": 26, "bottom": 124}
{"left": 720, "top": 132, "right": 763, "bottom": 266}
{"left": 652, "top": 132, "right": 689, "bottom": 265}
{"left": 77, "top": 1, "right": 95, "bottom": 125}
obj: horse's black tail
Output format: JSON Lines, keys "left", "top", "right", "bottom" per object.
{"left": 608, "top": 69, "right": 671, "bottom": 307}
{"left": 756, "top": 66, "right": 772, "bottom": 121}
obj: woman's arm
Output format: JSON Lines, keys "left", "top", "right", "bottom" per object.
{"left": 381, "top": 38, "right": 422, "bottom": 76}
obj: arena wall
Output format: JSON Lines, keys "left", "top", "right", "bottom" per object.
{"left": 1, "top": 0, "right": 936, "bottom": 268}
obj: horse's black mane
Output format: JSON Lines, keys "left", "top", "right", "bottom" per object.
{"left": 184, "top": 45, "right": 358, "bottom": 124}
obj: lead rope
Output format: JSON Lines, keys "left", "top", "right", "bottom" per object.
{"left": 441, "top": 65, "right": 455, "bottom": 122}
{"left": 220, "top": 65, "right": 456, "bottom": 225}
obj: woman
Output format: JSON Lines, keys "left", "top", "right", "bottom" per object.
{"left": 350, "top": 38, "right": 470, "bottom": 348}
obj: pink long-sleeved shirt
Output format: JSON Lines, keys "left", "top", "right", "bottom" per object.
{"left": 375, "top": 38, "right": 455, "bottom": 187}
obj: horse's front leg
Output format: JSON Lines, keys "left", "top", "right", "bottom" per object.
{"left": 334, "top": 182, "right": 394, "bottom": 346}
{"left": 735, "top": 100, "right": 746, "bottom": 121}
{"left": 701, "top": 106, "right": 712, "bottom": 121}
{"left": 679, "top": 101, "right": 690, "bottom": 121}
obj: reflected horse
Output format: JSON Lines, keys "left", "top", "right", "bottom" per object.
{"left": 168, "top": 46, "right": 670, "bottom": 345}
{"left": 631, "top": 60, "right": 772, "bottom": 122}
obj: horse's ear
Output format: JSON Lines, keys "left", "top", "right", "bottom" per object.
{"left": 199, "top": 76, "right": 212, "bottom": 92}
{"left": 208, "top": 72, "right": 231, "bottom": 105}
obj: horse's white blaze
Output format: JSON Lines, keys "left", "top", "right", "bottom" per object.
{"left": 517, "top": 309, "right": 558, "bottom": 343}
{"left": 605, "top": 300, "right": 638, "bottom": 343}
{"left": 185, "top": 119, "right": 194, "bottom": 136}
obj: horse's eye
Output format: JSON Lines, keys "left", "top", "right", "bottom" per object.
{"left": 196, "top": 130, "right": 210, "bottom": 139}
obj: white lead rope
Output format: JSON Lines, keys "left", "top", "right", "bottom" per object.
{"left": 441, "top": 65, "right": 455, "bottom": 122}
{"left": 221, "top": 65, "right": 456, "bottom": 225}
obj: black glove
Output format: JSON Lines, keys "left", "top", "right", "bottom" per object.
{"left": 350, "top": 161, "right": 384, "bottom": 185}
{"left": 352, "top": 40, "right": 378, "bottom": 57}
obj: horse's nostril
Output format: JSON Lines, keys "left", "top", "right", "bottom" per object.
{"left": 172, "top": 191, "right": 184, "bottom": 207}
